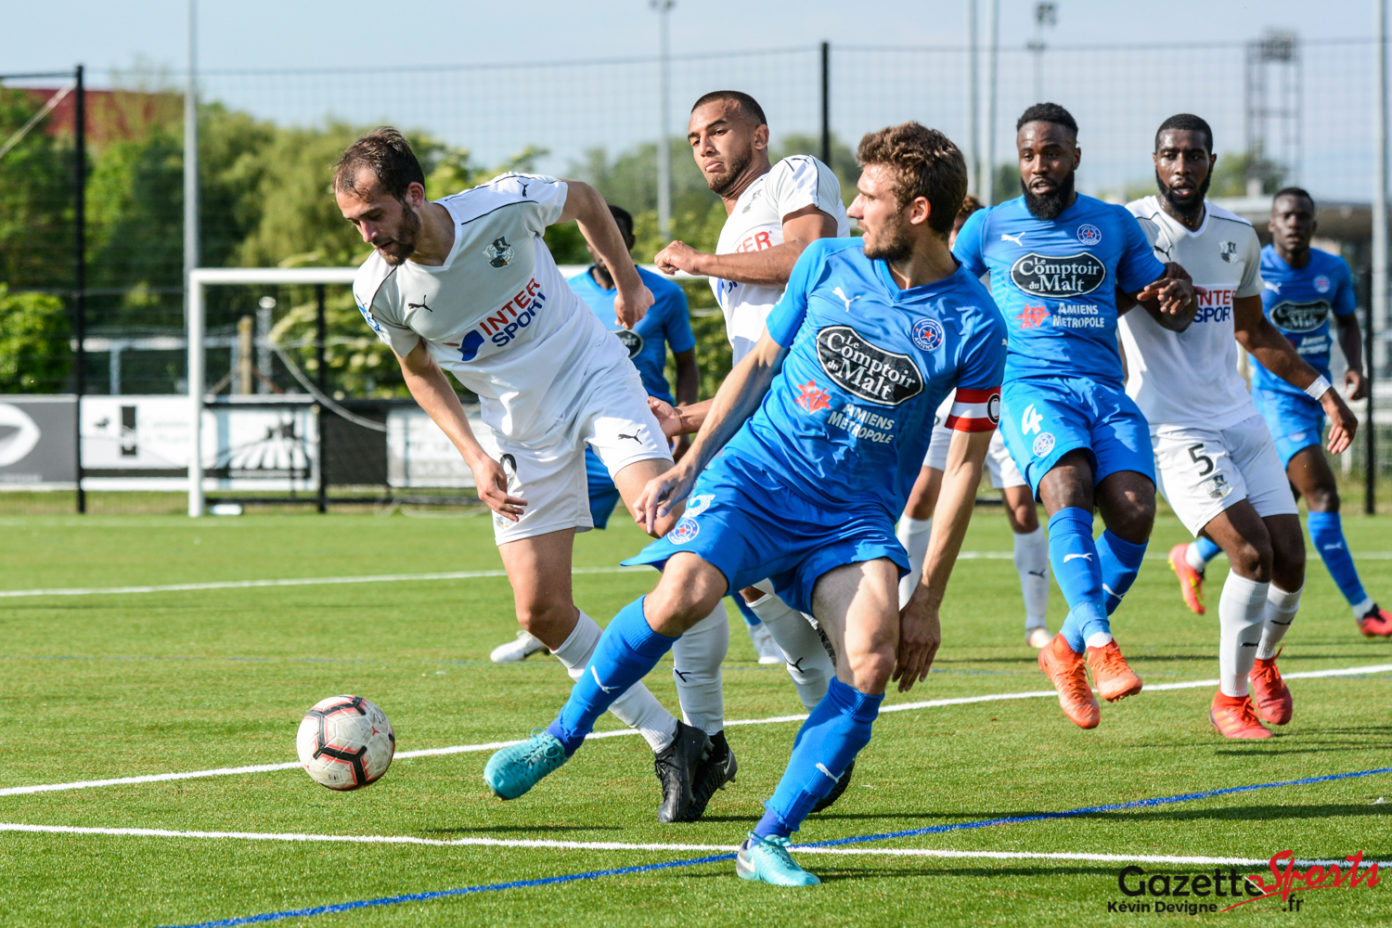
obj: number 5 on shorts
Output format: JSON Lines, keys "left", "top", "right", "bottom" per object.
{"left": 1186, "top": 443, "right": 1214, "bottom": 477}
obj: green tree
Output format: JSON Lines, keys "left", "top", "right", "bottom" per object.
{"left": 0, "top": 285, "right": 71, "bottom": 392}
{"left": 0, "top": 88, "right": 74, "bottom": 291}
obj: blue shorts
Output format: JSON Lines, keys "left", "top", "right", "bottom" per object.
{"left": 1252, "top": 389, "right": 1323, "bottom": 468}
{"left": 999, "top": 376, "right": 1155, "bottom": 497}
{"left": 584, "top": 447, "right": 622, "bottom": 528}
{"left": 623, "top": 451, "right": 907, "bottom": 615}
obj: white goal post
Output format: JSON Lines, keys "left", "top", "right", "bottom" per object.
{"left": 187, "top": 267, "right": 359, "bottom": 516}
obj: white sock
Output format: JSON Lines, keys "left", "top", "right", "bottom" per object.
{"left": 1217, "top": 572, "right": 1269, "bottom": 698}
{"left": 896, "top": 516, "right": 932, "bottom": 607}
{"left": 1085, "top": 631, "right": 1113, "bottom": 648}
{"left": 670, "top": 602, "right": 729, "bottom": 736}
{"left": 1351, "top": 596, "right": 1374, "bottom": 620}
{"left": 747, "top": 592, "right": 834, "bottom": 711}
{"left": 552, "top": 611, "right": 677, "bottom": 752}
{"left": 1185, "top": 542, "right": 1208, "bottom": 574}
{"left": 1014, "top": 526, "right": 1049, "bottom": 629}
{"left": 1257, "top": 585, "right": 1301, "bottom": 661}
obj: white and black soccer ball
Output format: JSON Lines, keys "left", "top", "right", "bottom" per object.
{"left": 296, "top": 695, "right": 395, "bottom": 790}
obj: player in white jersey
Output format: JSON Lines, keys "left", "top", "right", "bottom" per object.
{"left": 1117, "top": 115, "right": 1357, "bottom": 739}
{"left": 651, "top": 90, "right": 849, "bottom": 809}
{"left": 334, "top": 128, "right": 719, "bottom": 821}
{"left": 898, "top": 196, "right": 1051, "bottom": 647}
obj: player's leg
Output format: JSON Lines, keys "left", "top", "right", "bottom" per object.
{"left": 738, "top": 558, "right": 898, "bottom": 887}
{"left": 731, "top": 591, "right": 781, "bottom": 664}
{"left": 1198, "top": 503, "right": 1275, "bottom": 739}
{"left": 485, "top": 551, "right": 726, "bottom": 809}
{"left": 994, "top": 428, "right": 1048, "bottom": 646}
{"left": 1288, "top": 445, "right": 1389, "bottom": 634}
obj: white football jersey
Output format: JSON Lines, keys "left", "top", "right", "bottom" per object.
{"left": 711, "top": 154, "right": 849, "bottom": 363}
{"left": 1118, "top": 196, "right": 1265, "bottom": 430}
{"left": 353, "top": 174, "right": 630, "bottom": 441}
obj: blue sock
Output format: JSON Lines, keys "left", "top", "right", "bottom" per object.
{"left": 1096, "top": 530, "right": 1147, "bottom": 616}
{"left": 1194, "top": 535, "right": 1222, "bottom": 564}
{"left": 1049, "top": 507, "right": 1108, "bottom": 652}
{"left": 754, "top": 678, "right": 882, "bottom": 839}
{"left": 731, "top": 594, "right": 762, "bottom": 628}
{"left": 1307, "top": 510, "right": 1368, "bottom": 607}
{"left": 546, "top": 597, "right": 676, "bottom": 755}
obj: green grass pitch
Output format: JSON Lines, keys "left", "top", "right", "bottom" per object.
{"left": 0, "top": 507, "right": 1388, "bottom": 927}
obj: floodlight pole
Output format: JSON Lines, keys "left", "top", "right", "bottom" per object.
{"left": 653, "top": 0, "right": 675, "bottom": 239}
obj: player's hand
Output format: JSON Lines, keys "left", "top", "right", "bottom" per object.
{"left": 470, "top": 456, "right": 527, "bottom": 521}
{"left": 654, "top": 240, "right": 702, "bottom": 276}
{"left": 1321, "top": 388, "right": 1358, "bottom": 454}
{"left": 614, "top": 283, "right": 653, "bottom": 329}
{"left": 1344, "top": 368, "right": 1368, "bottom": 401}
{"left": 647, "top": 397, "right": 683, "bottom": 438}
{"left": 1136, "top": 274, "right": 1197, "bottom": 319}
{"left": 633, "top": 465, "right": 695, "bottom": 535}
{"left": 892, "top": 587, "right": 942, "bottom": 693}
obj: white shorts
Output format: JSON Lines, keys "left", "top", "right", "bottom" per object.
{"left": 478, "top": 358, "right": 671, "bottom": 545}
{"left": 921, "top": 415, "right": 1022, "bottom": 490}
{"left": 1152, "top": 415, "right": 1298, "bottom": 537}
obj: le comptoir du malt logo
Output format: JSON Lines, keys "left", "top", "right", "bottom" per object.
{"left": 1108, "top": 850, "right": 1380, "bottom": 915}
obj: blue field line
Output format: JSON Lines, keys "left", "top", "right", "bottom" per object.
{"left": 154, "top": 765, "right": 1392, "bottom": 928}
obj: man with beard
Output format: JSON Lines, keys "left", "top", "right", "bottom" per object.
{"left": 649, "top": 90, "right": 848, "bottom": 803}
{"left": 953, "top": 102, "right": 1197, "bottom": 729}
{"left": 485, "top": 122, "right": 1005, "bottom": 886}
{"left": 335, "top": 127, "right": 714, "bottom": 823}
{"left": 1119, "top": 115, "right": 1357, "bottom": 738}
{"left": 1175, "top": 187, "right": 1392, "bottom": 638}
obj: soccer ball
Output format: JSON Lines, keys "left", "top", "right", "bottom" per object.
{"left": 296, "top": 695, "right": 395, "bottom": 790}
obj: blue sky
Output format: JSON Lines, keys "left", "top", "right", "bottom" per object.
{"left": 5, "top": 0, "right": 1371, "bottom": 78}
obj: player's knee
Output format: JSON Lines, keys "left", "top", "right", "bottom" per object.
{"left": 1305, "top": 485, "right": 1340, "bottom": 512}
{"left": 645, "top": 568, "right": 725, "bottom": 635}
{"left": 514, "top": 596, "right": 575, "bottom": 638}
{"left": 1229, "top": 538, "right": 1273, "bottom": 582}
{"left": 1009, "top": 502, "right": 1039, "bottom": 532}
{"left": 845, "top": 647, "right": 896, "bottom": 693}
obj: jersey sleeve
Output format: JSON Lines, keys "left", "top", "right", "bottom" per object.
{"left": 951, "top": 207, "right": 989, "bottom": 278}
{"left": 767, "top": 156, "right": 842, "bottom": 222}
{"left": 487, "top": 173, "right": 567, "bottom": 236}
{"left": 1114, "top": 206, "right": 1168, "bottom": 295}
{"left": 659, "top": 282, "right": 696, "bottom": 354}
{"left": 1235, "top": 227, "right": 1265, "bottom": 299}
{"left": 765, "top": 240, "right": 827, "bottom": 347}
{"left": 1331, "top": 257, "right": 1357, "bottom": 318}
{"left": 355, "top": 295, "right": 420, "bottom": 358}
{"left": 943, "top": 304, "right": 1006, "bottom": 433}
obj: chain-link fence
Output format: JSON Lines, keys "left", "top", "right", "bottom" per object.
{"left": 2, "top": 32, "right": 1389, "bottom": 512}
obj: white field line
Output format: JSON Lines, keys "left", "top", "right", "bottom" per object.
{"left": 6, "top": 550, "right": 1392, "bottom": 600}
{"left": 2, "top": 663, "right": 1388, "bottom": 799}
{"left": 0, "top": 823, "right": 1384, "bottom": 871}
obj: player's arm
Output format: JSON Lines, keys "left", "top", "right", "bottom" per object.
{"left": 654, "top": 205, "right": 839, "bottom": 286}
{"left": 396, "top": 340, "right": 527, "bottom": 519}
{"left": 632, "top": 333, "right": 788, "bottom": 533}
{"left": 893, "top": 426, "right": 992, "bottom": 693}
{"left": 1335, "top": 313, "right": 1368, "bottom": 400}
{"left": 1234, "top": 295, "right": 1357, "bottom": 454}
{"left": 558, "top": 178, "right": 652, "bottom": 327}
{"left": 1129, "top": 262, "right": 1198, "bottom": 331}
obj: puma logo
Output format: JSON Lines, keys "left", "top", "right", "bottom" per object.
{"left": 832, "top": 286, "right": 861, "bottom": 312}
{"left": 1063, "top": 552, "right": 1093, "bottom": 563}
{"left": 590, "top": 665, "right": 617, "bottom": 694}
{"left": 407, "top": 296, "right": 433, "bottom": 312}
{"left": 618, "top": 431, "right": 642, "bottom": 443}
{"left": 1000, "top": 232, "right": 1025, "bottom": 246}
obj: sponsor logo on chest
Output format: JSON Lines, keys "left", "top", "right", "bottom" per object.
{"left": 815, "top": 325, "right": 924, "bottom": 405}
{"left": 456, "top": 277, "right": 548, "bottom": 361}
{"left": 1269, "top": 299, "right": 1329, "bottom": 333}
{"left": 1193, "top": 286, "right": 1235, "bottom": 324}
{"left": 1009, "top": 252, "right": 1107, "bottom": 298}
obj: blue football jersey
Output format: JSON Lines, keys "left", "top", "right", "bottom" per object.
{"left": 725, "top": 238, "right": 1006, "bottom": 518}
{"left": 953, "top": 194, "right": 1165, "bottom": 385}
{"left": 1251, "top": 245, "right": 1356, "bottom": 402}
{"left": 568, "top": 266, "right": 696, "bottom": 405}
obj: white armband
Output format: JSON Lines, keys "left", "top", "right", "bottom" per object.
{"left": 1304, "top": 375, "right": 1332, "bottom": 401}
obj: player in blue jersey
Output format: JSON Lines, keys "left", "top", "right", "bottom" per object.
{"left": 1174, "top": 188, "right": 1391, "bottom": 637}
{"left": 484, "top": 122, "right": 1006, "bottom": 886}
{"left": 953, "top": 103, "right": 1198, "bottom": 729}
{"left": 488, "top": 204, "right": 698, "bottom": 664}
